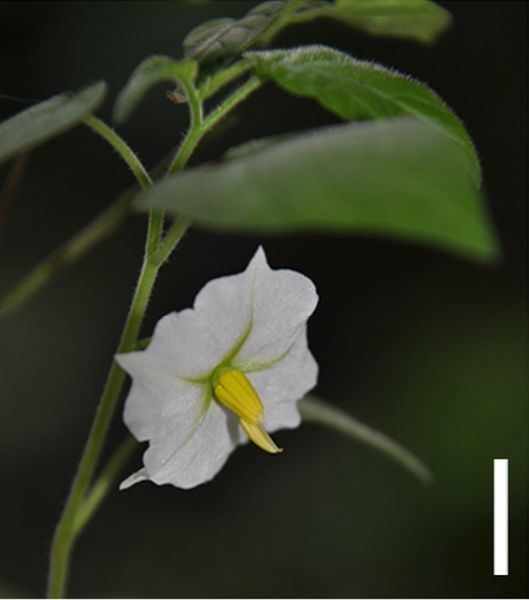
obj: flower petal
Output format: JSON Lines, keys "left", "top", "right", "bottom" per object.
{"left": 193, "top": 247, "right": 318, "bottom": 365}
{"left": 144, "top": 308, "right": 225, "bottom": 379}
{"left": 142, "top": 401, "right": 240, "bottom": 489}
{"left": 118, "top": 246, "right": 319, "bottom": 490}
{"left": 244, "top": 326, "right": 318, "bottom": 432}
{"left": 191, "top": 256, "right": 255, "bottom": 360}
{"left": 235, "top": 248, "right": 318, "bottom": 363}
{"left": 143, "top": 247, "right": 317, "bottom": 378}
{"left": 117, "top": 351, "right": 204, "bottom": 442}
{"left": 120, "top": 467, "right": 148, "bottom": 490}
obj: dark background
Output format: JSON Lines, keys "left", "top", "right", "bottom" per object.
{"left": 0, "top": 1, "right": 526, "bottom": 597}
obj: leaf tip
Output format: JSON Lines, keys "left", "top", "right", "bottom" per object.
{"left": 68, "top": 80, "right": 108, "bottom": 113}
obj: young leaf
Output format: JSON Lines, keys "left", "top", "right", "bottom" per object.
{"left": 183, "top": 0, "right": 288, "bottom": 65}
{"left": 113, "top": 56, "right": 198, "bottom": 124}
{"left": 0, "top": 82, "right": 106, "bottom": 166}
{"left": 183, "top": 17, "right": 238, "bottom": 60}
{"left": 318, "top": 0, "right": 452, "bottom": 44}
{"left": 299, "top": 395, "right": 432, "bottom": 483}
{"left": 247, "top": 46, "right": 481, "bottom": 184}
{"left": 135, "top": 117, "right": 498, "bottom": 262}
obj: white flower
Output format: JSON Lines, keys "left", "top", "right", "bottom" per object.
{"left": 117, "top": 247, "right": 318, "bottom": 490}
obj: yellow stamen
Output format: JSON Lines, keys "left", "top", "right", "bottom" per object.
{"left": 240, "top": 419, "right": 283, "bottom": 454}
{"left": 214, "top": 369, "right": 282, "bottom": 454}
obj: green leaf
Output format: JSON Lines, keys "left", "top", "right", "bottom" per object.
{"left": 183, "top": 0, "right": 288, "bottom": 64}
{"left": 222, "top": 133, "right": 295, "bottom": 161}
{"left": 258, "top": 0, "right": 451, "bottom": 47}
{"left": 247, "top": 46, "right": 481, "bottom": 184}
{"left": 320, "top": 0, "right": 452, "bottom": 43}
{"left": 113, "top": 56, "right": 198, "bottom": 124}
{"left": 0, "top": 195, "right": 131, "bottom": 317}
{"left": 136, "top": 117, "right": 498, "bottom": 262}
{"left": 299, "top": 395, "right": 432, "bottom": 484}
{"left": 182, "top": 0, "right": 450, "bottom": 76}
{"left": 0, "top": 82, "right": 106, "bottom": 166}
{"left": 183, "top": 17, "right": 236, "bottom": 60}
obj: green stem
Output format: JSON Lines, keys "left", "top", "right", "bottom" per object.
{"left": 73, "top": 437, "right": 137, "bottom": 536}
{"left": 83, "top": 115, "right": 152, "bottom": 189}
{"left": 182, "top": 78, "right": 203, "bottom": 130}
{"left": 202, "top": 75, "right": 261, "bottom": 133}
{"left": 167, "top": 75, "right": 261, "bottom": 175}
{"left": 47, "top": 213, "right": 161, "bottom": 599}
{"left": 165, "top": 76, "right": 205, "bottom": 176}
{"left": 146, "top": 210, "right": 165, "bottom": 257}
{"left": 152, "top": 217, "right": 190, "bottom": 265}
{"left": 167, "top": 126, "right": 203, "bottom": 175}
{"left": 47, "top": 158, "right": 190, "bottom": 600}
{"left": 83, "top": 115, "right": 165, "bottom": 255}
{"left": 299, "top": 395, "right": 432, "bottom": 485}
{"left": 47, "top": 211, "right": 189, "bottom": 598}
{"left": 198, "top": 60, "right": 252, "bottom": 101}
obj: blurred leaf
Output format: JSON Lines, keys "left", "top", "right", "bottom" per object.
{"left": 299, "top": 395, "right": 432, "bottom": 483}
{"left": 183, "top": 0, "right": 288, "bottom": 64}
{"left": 319, "top": 0, "right": 451, "bottom": 43}
{"left": 0, "top": 82, "right": 106, "bottom": 166}
{"left": 135, "top": 117, "right": 498, "bottom": 262}
{"left": 0, "top": 195, "right": 131, "bottom": 317}
{"left": 247, "top": 46, "right": 480, "bottom": 184}
{"left": 222, "top": 133, "right": 295, "bottom": 160}
{"left": 113, "top": 56, "right": 197, "bottom": 124}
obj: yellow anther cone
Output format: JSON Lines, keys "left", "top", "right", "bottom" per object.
{"left": 240, "top": 419, "right": 283, "bottom": 454}
{"left": 214, "top": 369, "right": 282, "bottom": 454}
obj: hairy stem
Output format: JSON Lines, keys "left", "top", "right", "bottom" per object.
{"left": 202, "top": 75, "right": 261, "bottom": 134}
{"left": 153, "top": 217, "right": 191, "bottom": 265}
{"left": 82, "top": 115, "right": 152, "bottom": 189}
{"left": 83, "top": 115, "right": 164, "bottom": 255}
{"left": 47, "top": 212, "right": 161, "bottom": 599}
{"left": 198, "top": 60, "right": 252, "bottom": 101}
{"left": 167, "top": 75, "right": 261, "bottom": 175}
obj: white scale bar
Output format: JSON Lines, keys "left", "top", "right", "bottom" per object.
{"left": 493, "top": 459, "right": 509, "bottom": 576}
